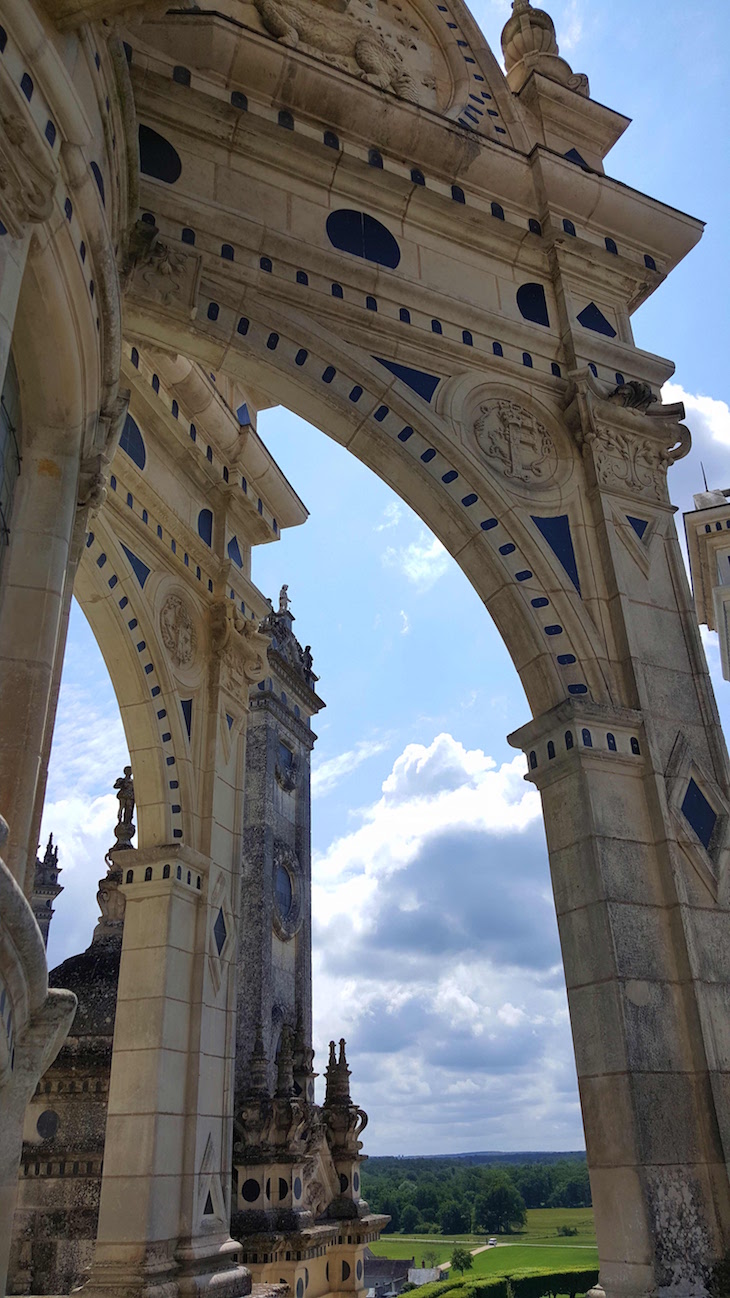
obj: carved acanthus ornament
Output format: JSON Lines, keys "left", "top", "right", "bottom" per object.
{"left": 565, "top": 368, "right": 690, "bottom": 503}
{"left": 123, "top": 218, "right": 201, "bottom": 317}
{"left": 0, "top": 79, "right": 58, "bottom": 237}
{"left": 210, "top": 601, "right": 270, "bottom": 696}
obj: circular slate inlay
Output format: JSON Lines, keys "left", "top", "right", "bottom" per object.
{"left": 36, "top": 1110, "right": 59, "bottom": 1140}
{"left": 242, "top": 1177, "right": 260, "bottom": 1202}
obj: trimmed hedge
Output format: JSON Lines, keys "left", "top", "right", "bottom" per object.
{"left": 411, "top": 1268, "right": 598, "bottom": 1298}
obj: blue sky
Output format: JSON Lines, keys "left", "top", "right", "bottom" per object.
{"left": 43, "top": 0, "right": 730, "bottom": 1155}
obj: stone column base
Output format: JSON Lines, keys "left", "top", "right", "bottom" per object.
{"left": 79, "top": 1239, "right": 252, "bottom": 1298}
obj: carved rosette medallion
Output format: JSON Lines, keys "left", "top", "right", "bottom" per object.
{"left": 160, "top": 594, "right": 197, "bottom": 667}
{"left": 474, "top": 399, "right": 559, "bottom": 490}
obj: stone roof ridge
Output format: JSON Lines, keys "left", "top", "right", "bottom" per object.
{"left": 261, "top": 585, "right": 318, "bottom": 692}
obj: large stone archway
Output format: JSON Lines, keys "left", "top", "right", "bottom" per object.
{"left": 1, "top": 0, "right": 730, "bottom": 1296}
{"left": 101, "top": 4, "right": 730, "bottom": 1293}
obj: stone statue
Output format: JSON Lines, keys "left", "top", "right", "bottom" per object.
{"left": 114, "top": 766, "right": 135, "bottom": 824}
{"left": 110, "top": 765, "right": 135, "bottom": 852}
{"left": 278, "top": 584, "right": 291, "bottom": 614}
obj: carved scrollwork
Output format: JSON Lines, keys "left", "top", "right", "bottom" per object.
{"left": 582, "top": 422, "right": 687, "bottom": 502}
{"left": 123, "top": 218, "right": 201, "bottom": 316}
{"left": 210, "top": 601, "right": 269, "bottom": 697}
{"left": 254, "top": 0, "right": 424, "bottom": 102}
{"left": 0, "top": 82, "right": 58, "bottom": 238}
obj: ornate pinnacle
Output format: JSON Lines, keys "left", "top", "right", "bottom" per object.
{"left": 276, "top": 1023, "right": 296, "bottom": 1097}
{"left": 249, "top": 1024, "right": 271, "bottom": 1096}
{"left": 324, "top": 1037, "right": 352, "bottom": 1106}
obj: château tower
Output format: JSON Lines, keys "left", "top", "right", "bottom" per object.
{"left": 235, "top": 586, "right": 324, "bottom": 1112}
{"left": 30, "top": 836, "right": 63, "bottom": 950}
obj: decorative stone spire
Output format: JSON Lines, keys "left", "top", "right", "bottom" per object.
{"left": 31, "top": 833, "right": 63, "bottom": 948}
{"left": 293, "top": 1007, "right": 317, "bottom": 1101}
{"left": 248, "top": 1024, "right": 271, "bottom": 1096}
{"left": 501, "top": 0, "right": 588, "bottom": 95}
{"left": 276, "top": 1023, "right": 295, "bottom": 1097}
{"left": 324, "top": 1038, "right": 352, "bottom": 1107}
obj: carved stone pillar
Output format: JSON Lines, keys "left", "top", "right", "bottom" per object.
{"left": 84, "top": 607, "right": 269, "bottom": 1298}
{"left": 509, "top": 375, "right": 730, "bottom": 1298}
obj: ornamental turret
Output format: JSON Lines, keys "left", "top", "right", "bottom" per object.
{"left": 31, "top": 834, "right": 63, "bottom": 949}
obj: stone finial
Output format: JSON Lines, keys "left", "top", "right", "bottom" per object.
{"left": 276, "top": 1023, "right": 295, "bottom": 1097}
{"left": 501, "top": 0, "right": 588, "bottom": 95}
{"left": 110, "top": 764, "right": 135, "bottom": 852}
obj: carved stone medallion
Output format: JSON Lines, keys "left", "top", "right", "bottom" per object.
{"left": 160, "top": 594, "right": 197, "bottom": 667}
{"left": 474, "top": 399, "right": 559, "bottom": 489}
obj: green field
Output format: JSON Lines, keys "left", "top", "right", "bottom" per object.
{"left": 368, "top": 1207, "right": 597, "bottom": 1270}
{"left": 470, "top": 1245, "right": 599, "bottom": 1276}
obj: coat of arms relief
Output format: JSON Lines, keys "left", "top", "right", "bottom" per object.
{"left": 252, "top": 0, "right": 441, "bottom": 107}
{"left": 474, "top": 400, "right": 561, "bottom": 490}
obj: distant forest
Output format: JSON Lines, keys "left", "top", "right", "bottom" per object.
{"left": 361, "top": 1153, "right": 591, "bottom": 1235}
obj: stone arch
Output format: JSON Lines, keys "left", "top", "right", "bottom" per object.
{"left": 126, "top": 303, "right": 612, "bottom": 719}
{"left": 0, "top": 226, "right": 111, "bottom": 891}
{"left": 73, "top": 513, "right": 207, "bottom": 850}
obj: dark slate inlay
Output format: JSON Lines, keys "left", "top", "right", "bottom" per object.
{"left": 577, "top": 302, "right": 617, "bottom": 338}
{"left": 120, "top": 543, "right": 150, "bottom": 588}
{"left": 374, "top": 358, "right": 441, "bottom": 403}
{"left": 627, "top": 515, "right": 649, "bottom": 540}
{"left": 531, "top": 514, "right": 581, "bottom": 595}
{"left": 120, "top": 414, "right": 146, "bottom": 470}
{"left": 181, "top": 698, "right": 193, "bottom": 739}
{"left": 681, "top": 778, "right": 717, "bottom": 851}
{"left": 214, "top": 908, "right": 227, "bottom": 955}
{"left": 326, "top": 209, "right": 400, "bottom": 269}
{"left": 138, "top": 124, "right": 182, "bottom": 184}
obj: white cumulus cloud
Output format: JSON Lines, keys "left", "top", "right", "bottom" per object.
{"left": 382, "top": 531, "right": 450, "bottom": 590}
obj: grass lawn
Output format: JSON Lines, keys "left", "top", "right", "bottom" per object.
{"left": 471, "top": 1244, "right": 599, "bottom": 1276}
{"left": 368, "top": 1208, "right": 597, "bottom": 1268}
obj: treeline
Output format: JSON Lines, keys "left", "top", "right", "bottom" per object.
{"left": 361, "top": 1156, "right": 591, "bottom": 1235}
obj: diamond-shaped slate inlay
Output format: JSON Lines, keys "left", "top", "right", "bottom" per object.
{"left": 120, "top": 543, "right": 150, "bottom": 588}
{"left": 531, "top": 514, "right": 581, "bottom": 595}
{"left": 213, "top": 908, "right": 227, "bottom": 956}
{"left": 627, "top": 515, "right": 649, "bottom": 540}
{"left": 226, "top": 713, "right": 234, "bottom": 730}
{"left": 204, "top": 1191, "right": 215, "bottom": 1215}
{"left": 681, "top": 778, "right": 717, "bottom": 851}
{"left": 577, "top": 302, "right": 617, "bottom": 338}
